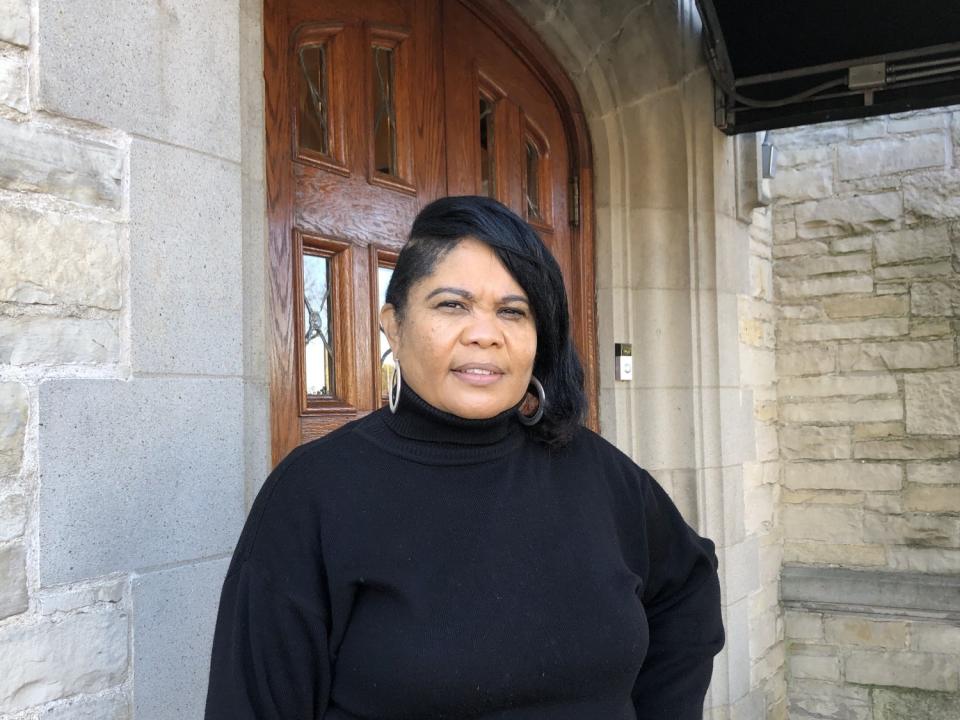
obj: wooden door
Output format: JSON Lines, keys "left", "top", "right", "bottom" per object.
{"left": 265, "top": 0, "right": 597, "bottom": 465}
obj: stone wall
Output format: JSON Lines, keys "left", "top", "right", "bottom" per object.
{"left": 0, "top": 1, "right": 267, "bottom": 718}
{"left": 769, "top": 108, "right": 960, "bottom": 718}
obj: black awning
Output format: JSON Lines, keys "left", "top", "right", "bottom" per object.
{"left": 695, "top": 1, "right": 960, "bottom": 134}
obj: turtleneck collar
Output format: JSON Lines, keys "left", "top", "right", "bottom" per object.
{"left": 364, "top": 383, "right": 526, "bottom": 465}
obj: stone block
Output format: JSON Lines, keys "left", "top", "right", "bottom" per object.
{"left": 874, "top": 225, "right": 951, "bottom": 265}
{"left": 785, "top": 611, "right": 823, "bottom": 641}
{"left": 40, "top": 690, "right": 129, "bottom": 720}
{"left": 776, "top": 253, "right": 872, "bottom": 278}
{"left": 780, "top": 425, "right": 852, "bottom": 460}
{"left": 888, "top": 111, "right": 946, "bottom": 133}
{"left": 783, "top": 462, "right": 903, "bottom": 492}
{"left": 850, "top": 118, "right": 887, "bottom": 139}
{"left": 864, "top": 511, "right": 960, "bottom": 548}
{"left": 909, "top": 318, "right": 954, "bottom": 337}
{"left": 0, "top": 118, "right": 124, "bottom": 209}
{"left": 905, "top": 370, "right": 960, "bottom": 435}
{"left": 0, "top": 207, "right": 122, "bottom": 309}
{"left": 904, "top": 486, "right": 960, "bottom": 513}
{"left": 821, "top": 294, "right": 908, "bottom": 319}
{"left": 780, "top": 304, "right": 821, "bottom": 321}
{"left": 838, "top": 134, "right": 946, "bottom": 180}
{"left": 854, "top": 439, "right": 960, "bottom": 460}
{"left": 0, "top": 382, "right": 27, "bottom": 477}
{"left": 794, "top": 191, "right": 902, "bottom": 239}
{"left": 888, "top": 547, "right": 960, "bottom": 573}
{"left": 853, "top": 422, "right": 904, "bottom": 440}
{"left": 0, "top": 541, "right": 27, "bottom": 619}
{"left": 831, "top": 237, "right": 873, "bottom": 254}
{"left": 39, "top": 0, "right": 240, "bottom": 160}
{"left": 0, "top": 608, "right": 128, "bottom": 713}
{"left": 787, "top": 679, "right": 871, "bottom": 720}
{"left": 876, "top": 281, "right": 909, "bottom": 295}
{"left": 774, "top": 240, "right": 828, "bottom": 260}
{"left": 875, "top": 260, "right": 954, "bottom": 280}
{"left": 0, "top": 0, "right": 30, "bottom": 46}
{"left": 783, "top": 505, "right": 862, "bottom": 544}
{"left": 623, "top": 90, "right": 688, "bottom": 211}
{"left": 789, "top": 653, "right": 840, "bottom": 682}
{"left": 781, "top": 398, "right": 903, "bottom": 423}
{"left": 0, "top": 493, "right": 26, "bottom": 541}
{"left": 770, "top": 165, "right": 834, "bottom": 202}
{"left": 38, "top": 377, "right": 244, "bottom": 585}
{"left": 903, "top": 169, "right": 960, "bottom": 219}
{"left": 0, "top": 51, "right": 28, "bottom": 113}
{"left": 40, "top": 691, "right": 129, "bottom": 720}
{"left": 846, "top": 650, "right": 958, "bottom": 691}
{"left": 781, "top": 318, "right": 908, "bottom": 343}
{"left": 910, "top": 623, "right": 960, "bottom": 654}
{"left": 823, "top": 616, "right": 907, "bottom": 649}
{"left": 776, "top": 145, "right": 833, "bottom": 169}
{"left": 779, "top": 374, "right": 898, "bottom": 399}
{"left": 630, "top": 388, "right": 695, "bottom": 471}
{"left": 784, "top": 489, "right": 865, "bottom": 506}
{"left": 838, "top": 339, "right": 955, "bottom": 371}
{"left": 873, "top": 687, "right": 960, "bottom": 720}
{"left": 0, "top": 316, "right": 119, "bottom": 366}
{"left": 133, "top": 557, "right": 229, "bottom": 720}
{"left": 777, "top": 347, "right": 836, "bottom": 376}
{"left": 783, "top": 541, "right": 887, "bottom": 566}
{"left": 130, "top": 139, "right": 242, "bottom": 375}
{"left": 911, "top": 280, "right": 959, "bottom": 316}
{"left": 908, "top": 461, "right": 960, "bottom": 485}
{"left": 39, "top": 578, "right": 125, "bottom": 615}
{"left": 626, "top": 208, "right": 690, "bottom": 290}
{"left": 777, "top": 274, "right": 874, "bottom": 299}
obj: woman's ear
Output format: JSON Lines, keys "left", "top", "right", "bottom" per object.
{"left": 380, "top": 304, "right": 401, "bottom": 357}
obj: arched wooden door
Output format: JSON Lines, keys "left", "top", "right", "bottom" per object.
{"left": 265, "top": 0, "right": 597, "bottom": 464}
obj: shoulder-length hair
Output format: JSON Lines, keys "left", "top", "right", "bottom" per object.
{"left": 385, "top": 195, "right": 586, "bottom": 447}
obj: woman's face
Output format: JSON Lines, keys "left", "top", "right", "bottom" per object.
{"left": 380, "top": 237, "right": 538, "bottom": 419}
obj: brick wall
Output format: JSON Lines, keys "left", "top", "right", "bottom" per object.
{"left": 770, "top": 108, "right": 960, "bottom": 718}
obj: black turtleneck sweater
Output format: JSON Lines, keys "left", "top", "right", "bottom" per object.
{"left": 205, "top": 385, "right": 724, "bottom": 719}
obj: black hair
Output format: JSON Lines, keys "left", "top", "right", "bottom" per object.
{"left": 385, "top": 195, "right": 586, "bottom": 447}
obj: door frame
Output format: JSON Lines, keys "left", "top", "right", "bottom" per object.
{"left": 264, "top": 0, "right": 598, "bottom": 465}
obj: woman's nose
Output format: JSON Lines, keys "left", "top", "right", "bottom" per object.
{"left": 461, "top": 311, "right": 503, "bottom": 347}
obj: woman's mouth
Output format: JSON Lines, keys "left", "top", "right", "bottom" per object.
{"left": 452, "top": 365, "right": 504, "bottom": 385}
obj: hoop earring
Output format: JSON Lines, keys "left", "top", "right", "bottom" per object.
{"left": 388, "top": 358, "right": 402, "bottom": 414}
{"left": 518, "top": 376, "right": 545, "bottom": 426}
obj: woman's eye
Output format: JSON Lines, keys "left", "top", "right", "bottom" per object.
{"left": 499, "top": 307, "right": 527, "bottom": 319}
{"left": 437, "top": 300, "right": 466, "bottom": 310}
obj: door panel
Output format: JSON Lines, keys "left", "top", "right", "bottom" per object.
{"left": 266, "top": 0, "right": 596, "bottom": 464}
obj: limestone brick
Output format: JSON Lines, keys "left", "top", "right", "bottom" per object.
{"left": 864, "top": 512, "right": 960, "bottom": 548}
{"left": 911, "top": 280, "right": 959, "bottom": 316}
{"left": 907, "top": 461, "right": 960, "bottom": 485}
{"left": 821, "top": 294, "right": 908, "bottom": 319}
{"left": 39, "top": 691, "right": 129, "bottom": 720}
{"left": 888, "top": 547, "right": 960, "bottom": 573}
{"left": 783, "top": 490, "right": 865, "bottom": 506}
{"left": 887, "top": 111, "right": 946, "bottom": 134}
{"left": 780, "top": 425, "right": 851, "bottom": 460}
{"left": 777, "top": 347, "right": 836, "bottom": 376}
{"left": 0, "top": 316, "right": 119, "bottom": 365}
{"left": 838, "top": 339, "right": 955, "bottom": 371}
{"left": 823, "top": 616, "right": 907, "bottom": 650}
{"left": 0, "top": 51, "right": 28, "bottom": 113}
{"left": 874, "top": 225, "right": 951, "bottom": 265}
{"left": 873, "top": 687, "right": 960, "bottom": 720}
{"left": 0, "top": 493, "right": 26, "bottom": 541}
{"left": 853, "top": 422, "right": 904, "bottom": 440}
{"left": 903, "top": 486, "right": 960, "bottom": 513}
{"left": 864, "top": 492, "right": 903, "bottom": 514}
{"left": 850, "top": 118, "right": 886, "bottom": 140}
{"left": 779, "top": 374, "right": 898, "bottom": 399}
{"left": 845, "top": 650, "right": 958, "bottom": 691}
{"left": 784, "top": 462, "right": 903, "bottom": 491}
{"left": 0, "top": 118, "right": 124, "bottom": 209}
{"left": 903, "top": 169, "right": 960, "bottom": 220}
{"left": 777, "top": 145, "right": 833, "bottom": 168}
{"left": 774, "top": 219, "right": 797, "bottom": 241}
{"left": 876, "top": 281, "right": 910, "bottom": 295}
{"left": 909, "top": 622, "right": 960, "bottom": 654}
{"left": 905, "top": 370, "right": 960, "bottom": 435}
{"left": 789, "top": 653, "right": 840, "bottom": 682}
{"left": 0, "top": 0, "right": 30, "bottom": 47}
{"left": 794, "top": 191, "right": 902, "bottom": 239}
{"left": 787, "top": 679, "right": 871, "bottom": 720}
{"left": 785, "top": 611, "right": 823, "bottom": 642}
{"left": 875, "top": 260, "right": 954, "bottom": 280}
{"left": 780, "top": 304, "right": 822, "bottom": 320}
{"left": 770, "top": 165, "right": 834, "bottom": 202}
{"left": 0, "top": 541, "right": 27, "bottom": 619}
{"left": 909, "top": 318, "right": 954, "bottom": 337}
{"left": 783, "top": 541, "right": 886, "bottom": 567}
{"left": 776, "top": 253, "right": 872, "bottom": 278}
{"left": 772, "top": 240, "right": 829, "bottom": 259}
{"left": 831, "top": 237, "right": 873, "bottom": 254}
{"left": 0, "top": 381, "right": 28, "bottom": 478}
{"left": 853, "top": 438, "right": 960, "bottom": 460}
{"left": 780, "top": 318, "right": 908, "bottom": 343}
{"left": 0, "top": 609, "right": 128, "bottom": 713}
{"left": 838, "top": 134, "right": 946, "bottom": 180}
{"left": 777, "top": 274, "right": 874, "bottom": 299}
{"left": 781, "top": 398, "right": 903, "bottom": 424}
{"left": 0, "top": 207, "right": 122, "bottom": 309}
{"left": 782, "top": 505, "right": 862, "bottom": 544}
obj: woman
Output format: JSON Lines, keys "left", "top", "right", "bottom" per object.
{"left": 205, "top": 196, "right": 724, "bottom": 719}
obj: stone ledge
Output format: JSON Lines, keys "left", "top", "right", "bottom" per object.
{"left": 782, "top": 564, "right": 960, "bottom": 622}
